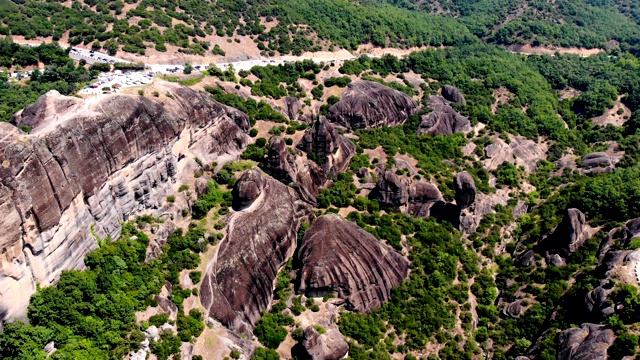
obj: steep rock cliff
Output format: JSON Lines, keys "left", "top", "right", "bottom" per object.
{"left": 297, "top": 214, "right": 409, "bottom": 313}
{"left": 0, "top": 83, "right": 250, "bottom": 321}
{"left": 200, "top": 170, "right": 309, "bottom": 333}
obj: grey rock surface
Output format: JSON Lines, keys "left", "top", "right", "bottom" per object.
{"left": 327, "top": 80, "right": 420, "bottom": 129}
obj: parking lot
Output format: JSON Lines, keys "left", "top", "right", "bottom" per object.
{"left": 79, "top": 70, "right": 153, "bottom": 95}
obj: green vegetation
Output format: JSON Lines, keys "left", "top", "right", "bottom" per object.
{"left": 0, "top": 40, "right": 95, "bottom": 122}
{"left": 0, "top": 219, "right": 209, "bottom": 359}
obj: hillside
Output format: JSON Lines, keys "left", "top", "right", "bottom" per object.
{"left": 2, "top": 0, "right": 640, "bottom": 360}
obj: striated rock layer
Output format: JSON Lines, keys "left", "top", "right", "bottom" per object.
{"left": 200, "top": 170, "right": 309, "bottom": 333}
{"left": 557, "top": 323, "right": 615, "bottom": 360}
{"left": 417, "top": 95, "right": 470, "bottom": 136}
{"left": 327, "top": 80, "right": 420, "bottom": 129}
{"left": 297, "top": 214, "right": 409, "bottom": 313}
{"left": 0, "top": 83, "right": 250, "bottom": 321}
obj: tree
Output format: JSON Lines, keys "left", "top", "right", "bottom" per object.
{"left": 184, "top": 63, "right": 193, "bottom": 74}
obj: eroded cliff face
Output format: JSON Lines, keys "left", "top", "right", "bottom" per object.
{"left": 0, "top": 83, "right": 250, "bottom": 321}
{"left": 297, "top": 214, "right": 409, "bottom": 313}
{"left": 200, "top": 170, "right": 310, "bottom": 333}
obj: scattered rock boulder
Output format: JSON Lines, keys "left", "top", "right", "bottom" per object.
{"left": 201, "top": 170, "right": 308, "bottom": 333}
{"left": 417, "top": 95, "right": 470, "bottom": 136}
{"left": 327, "top": 80, "right": 420, "bottom": 129}
{"left": 544, "top": 208, "right": 591, "bottom": 261}
{"left": 557, "top": 323, "right": 615, "bottom": 360}
{"left": 369, "top": 170, "right": 409, "bottom": 209}
{"left": 517, "top": 250, "right": 536, "bottom": 267}
{"left": 584, "top": 286, "right": 614, "bottom": 320}
{"left": 407, "top": 181, "right": 444, "bottom": 217}
{"left": 503, "top": 300, "right": 526, "bottom": 318}
{"left": 298, "top": 326, "right": 349, "bottom": 360}
{"left": 581, "top": 152, "right": 616, "bottom": 174}
{"left": 297, "top": 214, "right": 409, "bottom": 313}
{"left": 441, "top": 85, "right": 467, "bottom": 104}
{"left": 284, "top": 96, "right": 302, "bottom": 121}
{"left": 454, "top": 171, "right": 476, "bottom": 209}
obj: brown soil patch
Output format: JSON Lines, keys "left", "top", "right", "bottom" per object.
{"left": 592, "top": 96, "right": 630, "bottom": 127}
{"left": 507, "top": 44, "right": 604, "bottom": 56}
{"left": 363, "top": 146, "right": 387, "bottom": 165}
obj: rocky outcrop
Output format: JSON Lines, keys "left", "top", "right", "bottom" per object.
{"left": 483, "top": 135, "right": 547, "bottom": 173}
{"left": 327, "top": 81, "right": 420, "bottom": 129}
{"left": 454, "top": 171, "right": 476, "bottom": 209}
{"left": 417, "top": 95, "right": 470, "bottom": 136}
{"left": 265, "top": 136, "right": 324, "bottom": 198}
{"left": 298, "top": 326, "right": 349, "bottom": 360}
{"left": 584, "top": 286, "right": 614, "bottom": 320}
{"left": 297, "top": 116, "right": 356, "bottom": 178}
{"left": 557, "top": 323, "right": 615, "bottom": 360}
{"left": 441, "top": 85, "right": 466, "bottom": 104}
{"left": 369, "top": 170, "right": 409, "bottom": 209}
{"left": 0, "top": 84, "right": 250, "bottom": 321}
{"left": 407, "top": 181, "right": 443, "bottom": 217}
{"left": 543, "top": 208, "right": 591, "bottom": 263}
{"left": 297, "top": 214, "right": 409, "bottom": 313}
{"left": 503, "top": 299, "right": 527, "bottom": 318}
{"left": 284, "top": 96, "right": 302, "bottom": 121}
{"left": 581, "top": 152, "right": 617, "bottom": 174}
{"left": 200, "top": 170, "right": 308, "bottom": 333}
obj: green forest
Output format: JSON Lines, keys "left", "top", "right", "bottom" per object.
{"left": 3, "top": 0, "right": 640, "bottom": 358}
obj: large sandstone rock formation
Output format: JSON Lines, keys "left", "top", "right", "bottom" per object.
{"left": 297, "top": 214, "right": 409, "bottom": 313}
{"left": 543, "top": 208, "right": 591, "bottom": 263}
{"left": 441, "top": 85, "right": 467, "bottom": 104}
{"left": 297, "top": 326, "right": 349, "bottom": 360}
{"left": 454, "top": 171, "right": 476, "bottom": 209}
{"left": 327, "top": 80, "right": 420, "bottom": 129}
{"left": 417, "top": 95, "right": 471, "bottom": 136}
{"left": 369, "top": 170, "right": 409, "bottom": 209}
{"left": 483, "top": 135, "right": 547, "bottom": 173}
{"left": 407, "top": 181, "right": 444, "bottom": 217}
{"left": 0, "top": 83, "right": 250, "bottom": 321}
{"left": 264, "top": 137, "right": 324, "bottom": 203}
{"left": 557, "top": 323, "right": 615, "bottom": 360}
{"left": 297, "top": 116, "right": 356, "bottom": 178}
{"left": 200, "top": 170, "right": 308, "bottom": 333}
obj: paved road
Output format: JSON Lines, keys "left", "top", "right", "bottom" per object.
{"left": 10, "top": 42, "right": 369, "bottom": 92}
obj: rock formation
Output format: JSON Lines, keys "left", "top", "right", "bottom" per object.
{"left": 417, "top": 95, "right": 470, "bottom": 136}
{"left": 543, "top": 208, "right": 591, "bottom": 262}
{"left": 200, "top": 170, "right": 308, "bottom": 333}
{"left": 297, "top": 326, "right": 349, "bottom": 360}
{"left": 454, "top": 171, "right": 476, "bottom": 209}
{"left": 407, "top": 181, "right": 444, "bottom": 217}
{"left": 441, "top": 85, "right": 467, "bottom": 104}
{"left": 584, "top": 286, "right": 614, "bottom": 320}
{"left": 483, "top": 135, "right": 547, "bottom": 173}
{"left": 297, "top": 214, "right": 409, "bottom": 313}
{"left": 503, "top": 299, "right": 526, "bottom": 318}
{"left": 0, "top": 83, "right": 250, "bottom": 321}
{"left": 327, "top": 80, "right": 420, "bottom": 129}
{"left": 369, "top": 170, "right": 409, "bottom": 209}
{"left": 284, "top": 96, "right": 302, "bottom": 121}
{"left": 580, "top": 152, "right": 619, "bottom": 175}
{"left": 557, "top": 323, "right": 615, "bottom": 360}
{"left": 297, "top": 116, "right": 356, "bottom": 178}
